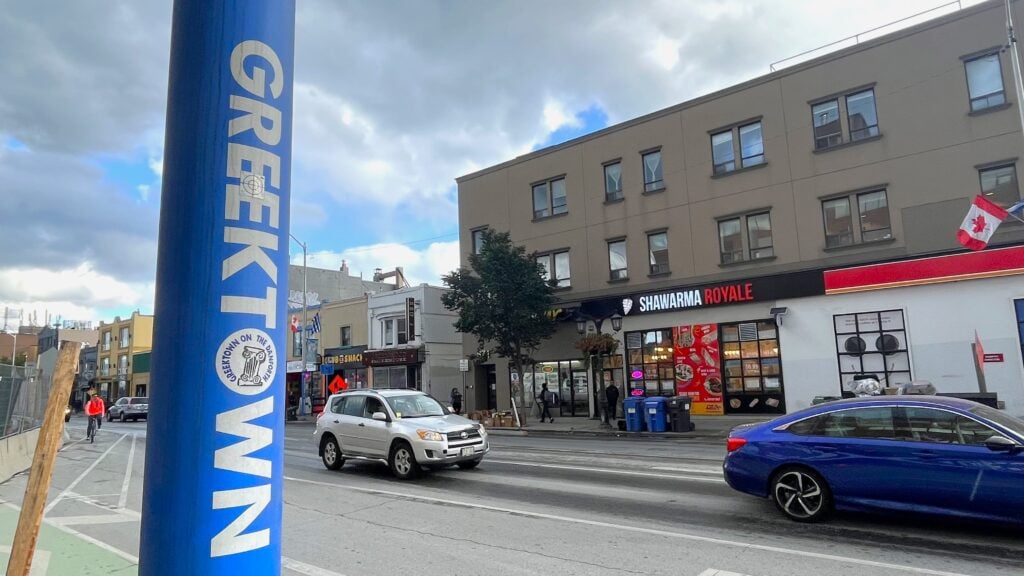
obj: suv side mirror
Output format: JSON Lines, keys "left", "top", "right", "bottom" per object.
{"left": 984, "top": 435, "right": 1021, "bottom": 453}
{"left": 371, "top": 412, "right": 388, "bottom": 422}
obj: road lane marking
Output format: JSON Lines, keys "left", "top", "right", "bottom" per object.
{"left": 282, "top": 556, "right": 348, "bottom": 576}
{"left": 118, "top": 433, "right": 137, "bottom": 510}
{"left": 651, "top": 465, "right": 723, "bottom": 474}
{"left": 484, "top": 459, "right": 726, "bottom": 482}
{"left": 698, "top": 570, "right": 750, "bottom": 576}
{"left": 0, "top": 545, "right": 50, "bottom": 575}
{"left": 284, "top": 475, "right": 973, "bottom": 576}
{"left": 44, "top": 433, "right": 128, "bottom": 514}
{"left": 48, "top": 513, "right": 140, "bottom": 526}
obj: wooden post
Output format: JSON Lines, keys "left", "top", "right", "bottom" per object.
{"left": 6, "top": 340, "right": 81, "bottom": 576}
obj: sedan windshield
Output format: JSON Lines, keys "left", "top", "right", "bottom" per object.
{"left": 971, "top": 405, "right": 1024, "bottom": 440}
{"left": 386, "top": 394, "right": 446, "bottom": 419}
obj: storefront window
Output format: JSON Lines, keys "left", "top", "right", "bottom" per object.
{"left": 721, "top": 320, "right": 784, "bottom": 414}
{"left": 834, "top": 309, "right": 910, "bottom": 392}
{"left": 516, "top": 359, "right": 589, "bottom": 417}
{"left": 373, "top": 366, "right": 409, "bottom": 389}
{"left": 626, "top": 329, "right": 676, "bottom": 397}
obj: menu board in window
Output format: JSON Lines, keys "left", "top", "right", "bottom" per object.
{"left": 673, "top": 324, "right": 723, "bottom": 415}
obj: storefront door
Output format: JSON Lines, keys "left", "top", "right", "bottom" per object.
{"left": 485, "top": 365, "right": 497, "bottom": 410}
{"left": 567, "top": 363, "right": 588, "bottom": 417}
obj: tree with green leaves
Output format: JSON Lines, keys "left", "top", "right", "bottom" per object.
{"left": 442, "top": 229, "right": 557, "bottom": 422}
{"left": 0, "top": 352, "right": 27, "bottom": 366}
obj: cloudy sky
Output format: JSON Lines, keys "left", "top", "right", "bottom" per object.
{"left": 0, "top": 0, "right": 981, "bottom": 326}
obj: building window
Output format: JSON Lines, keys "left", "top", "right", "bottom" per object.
{"left": 718, "top": 212, "right": 773, "bottom": 264}
{"left": 292, "top": 330, "right": 302, "bottom": 357}
{"left": 102, "top": 331, "right": 111, "bottom": 352}
{"left": 604, "top": 161, "right": 623, "bottom": 201}
{"left": 647, "top": 232, "right": 670, "bottom": 275}
{"left": 471, "top": 228, "right": 486, "bottom": 255}
{"left": 965, "top": 53, "right": 1006, "bottom": 112}
{"left": 537, "top": 250, "right": 571, "bottom": 288}
{"left": 117, "top": 354, "right": 128, "bottom": 376}
{"left": 711, "top": 131, "right": 735, "bottom": 174}
{"left": 846, "top": 89, "right": 879, "bottom": 141}
{"left": 718, "top": 218, "right": 743, "bottom": 263}
{"left": 608, "top": 240, "right": 627, "bottom": 280}
{"left": 834, "top": 310, "right": 910, "bottom": 392}
{"left": 101, "top": 357, "right": 110, "bottom": 377}
{"left": 532, "top": 177, "right": 567, "bottom": 219}
{"left": 738, "top": 122, "right": 764, "bottom": 167}
{"left": 382, "top": 318, "right": 408, "bottom": 347}
{"left": 812, "top": 99, "right": 842, "bottom": 149}
{"left": 119, "top": 327, "right": 130, "bottom": 348}
{"left": 397, "top": 318, "right": 408, "bottom": 345}
{"left": 979, "top": 163, "right": 1019, "bottom": 207}
{"left": 625, "top": 329, "right": 676, "bottom": 397}
{"left": 822, "top": 189, "right": 891, "bottom": 248}
{"left": 642, "top": 150, "right": 664, "bottom": 192}
{"left": 721, "top": 321, "right": 782, "bottom": 401}
{"left": 341, "top": 326, "right": 352, "bottom": 347}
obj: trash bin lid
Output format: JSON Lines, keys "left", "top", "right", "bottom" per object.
{"left": 644, "top": 396, "right": 668, "bottom": 406}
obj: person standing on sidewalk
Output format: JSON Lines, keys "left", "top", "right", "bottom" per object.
{"left": 84, "top": 390, "right": 105, "bottom": 443}
{"left": 605, "top": 383, "right": 620, "bottom": 420}
{"left": 537, "top": 383, "right": 555, "bottom": 423}
{"left": 450, "top": 387, "right": 463, "bottom": 415}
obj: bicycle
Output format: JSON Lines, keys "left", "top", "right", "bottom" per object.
{"left": 86, "top": 415, "right": 100, "bottom": 443}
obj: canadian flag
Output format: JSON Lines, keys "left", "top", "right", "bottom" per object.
{"left": 290, "top": 315, "right": 300, "bottom": 333}
{"left": 957, "top": 195, "right": 1008, "bottom": 251}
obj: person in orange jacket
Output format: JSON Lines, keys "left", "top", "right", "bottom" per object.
{"left": 84, "top": 391, "right": 105, "bottom": 443}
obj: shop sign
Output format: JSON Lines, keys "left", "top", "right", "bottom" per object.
{"left": 983, "top": 353, "right": 1004, "bottom": 363}
{"left": 286, "top": 360, "right": 304, "bottom": 373}
{"left": 600, "top": 270, "right": 824, "bottom": 317}
{"left": 362, "top": 347, "right": 423, "bottom": 366}
{"left": 324, "top": 345, "right": 367, "bottom": 368}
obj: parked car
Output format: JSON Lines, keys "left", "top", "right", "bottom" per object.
{"left": 108, "top": 397, "right": 149, "bottom": 422}
{"left": 314, "top": 389, "right": 488, "bottom": 480}
{"left": 724, "top": 395, "right": 1024, "bottom": 524}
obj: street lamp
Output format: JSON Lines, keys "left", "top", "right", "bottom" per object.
{"left": 289, "top": 233, "right": 308, "bottom": 417}
{"left": 575, "top": 312, "right": 623, "bottom": 427}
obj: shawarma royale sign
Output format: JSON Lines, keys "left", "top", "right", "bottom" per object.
{"left": 605, "top": 270, "right": 824, "bottom": 316}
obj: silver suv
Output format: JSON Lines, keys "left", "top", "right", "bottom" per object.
{"left": 314, "top": 389, "right": 488, "bottom": 480}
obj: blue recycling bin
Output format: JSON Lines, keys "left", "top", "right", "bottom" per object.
{"left": 623, "top": 397, "right": 645, "bottom": 432}
{"left": 644, "top": 397, "right": 669, "bottom": 433}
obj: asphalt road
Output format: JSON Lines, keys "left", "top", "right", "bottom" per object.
{"left": 1, "top": 417, "right": 1022, "bottom": 576}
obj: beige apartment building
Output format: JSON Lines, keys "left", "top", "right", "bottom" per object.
{"left": 95, "top": 312, "right": 154, "bottom": 400}
{"left": 287, "top": 297, "right": 371, "bottom": 412}
{"left": 457, "top": 0, "right": 1024, "bottom": 418}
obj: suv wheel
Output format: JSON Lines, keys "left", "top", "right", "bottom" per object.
{"left": 107, "top": 411, "right": 113, "bottom": 422}
{"left": 321, "top": 436, "right": 344, "bottom": 471}
{"left": 389, "top": 441, "right": 421, "bottom": 480}
{"left": 120, "top": 412, "right": 127, "bottom": 423}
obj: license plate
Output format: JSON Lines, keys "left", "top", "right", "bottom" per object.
{"left": 460, "top": 447, "right": 474, "bottom": 457}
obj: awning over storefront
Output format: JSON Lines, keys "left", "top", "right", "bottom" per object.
{"left": 824, "top": 245, "right": 1024, "bottom": 294}
{"left": 362, "top": 347, "right": 425, "bottom": 366}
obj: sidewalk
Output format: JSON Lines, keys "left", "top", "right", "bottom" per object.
{"left": 482, "top": 414, "right": 774, "bottom": 440}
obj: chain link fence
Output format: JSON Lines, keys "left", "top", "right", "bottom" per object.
{"left": 0, "top": 364, "right": 51, "bottom": 440}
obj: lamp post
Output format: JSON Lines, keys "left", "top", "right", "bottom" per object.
{"left": 289, "top": 233, "right": 308, "bottom": 416}
{"left": 576, "top": 313, "right": 623, "bottom": 428}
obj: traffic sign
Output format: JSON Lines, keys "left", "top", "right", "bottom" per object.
{"left": 328, "top": 374, "right": 348, "bottom": 394}
{"left": 459, "top": 359, "right": 469, "bottom": 372}
{"left": 320, "top": 364, "right": 334, "bottom": 376}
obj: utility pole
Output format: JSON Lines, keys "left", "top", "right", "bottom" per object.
{"left": 140, "top": 1, "right": 295, "bottom": 574}
{"left": 290, "top": 233, "right": 308, "bottom": 416}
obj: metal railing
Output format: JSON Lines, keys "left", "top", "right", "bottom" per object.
{"left": 0, "top": 364, "right": 51, "bottom": 440}
{"left": 770, "top": 1, "right": 963, "bottom": 72}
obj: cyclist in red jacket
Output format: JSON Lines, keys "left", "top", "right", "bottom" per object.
{"left": 84, "top": 392, "right": 105, "bottom": 443}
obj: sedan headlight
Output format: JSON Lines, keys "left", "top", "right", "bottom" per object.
{"left": 416, "top": 429, "right": 444, "bottom": 442}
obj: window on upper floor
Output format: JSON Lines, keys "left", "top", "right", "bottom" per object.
{"left": 119, "top": 327, "right": 130, "bottom": 348}
{"left": 471, "top": 228, "right": 486, "bottom": 255}
{"left": 102, "top": 331, "right": 111, "bottom": 352}
{"left": 647, "top": 231, "right": 670, "bottom": 275}
{"left": 711, "top": 121, "right": 764, "bottom": 175}
{"left": 537, "top": 250, "right": 571, "bottom": 288}
{"left": 718, "top": 211, "right": 774, "bottom": 264}
{"left": 642, "top": 150, "right": 664, "bottom": 192}
{"left": 532, "top": 177, "right": 567, "bottom": 219}
{"left": 812, "top": 87, "right": 881, "bottom": 150}
{"left": 978, "top": 163, "right": 1019, "bottom": 208}
{"left": 382, "top": 318, "right": 408, "bottom": 347}
{"left": 341, "top": 326, "right": 352, "bottom": 347}
{"left": 965, "top": 52, "right": 1006, "bottom": 112}
{"left": 607, "top": 239, "right": 627, "bottom": 280}
{"left": 292, "top": 330, "right": 302, "bottom": 357}
{"left": 604, "top": 161, "right": 623, "bottom": 201}
{"left": 822, "top": 189, "right": 892, "bottom": 249}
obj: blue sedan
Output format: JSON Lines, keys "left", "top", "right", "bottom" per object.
{"left": 724, "top": 396, "right": 1024, "bottom": 524}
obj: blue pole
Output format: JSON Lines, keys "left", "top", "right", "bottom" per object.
{"left": 141, "top": 1, "right": 294, "bottom": 574}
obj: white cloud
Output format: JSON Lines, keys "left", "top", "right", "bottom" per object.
{"left": 648, "top": 36, "right": 682, "bottom": 71}
{"left": 542, "top": 100, "right": 580, "bottom": 132}
{"left": 300, "top": 241, "right": 460, "bottom": 287}
{"left": 0, "top": 263, "right": 154, "bottom": 324}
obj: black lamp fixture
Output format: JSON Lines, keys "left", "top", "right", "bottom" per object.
{"left": 575, "top": 319, "right": 588, "bottom": 335}
{"left": 610, "top": 313, "right": 623, "bottom": 333}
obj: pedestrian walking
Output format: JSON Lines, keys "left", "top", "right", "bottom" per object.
{"left": 537, "top": 383, "right": 555, "bottom": 423}
{"left": 605, "top": 383, "right": 620, "bottom": 420}
{"left": 450, "top": 387, "right": 463, "bottom": 415}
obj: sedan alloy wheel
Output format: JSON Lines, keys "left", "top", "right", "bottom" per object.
{"left": 772, "top": 469, "right": 830, "bottom": 522}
